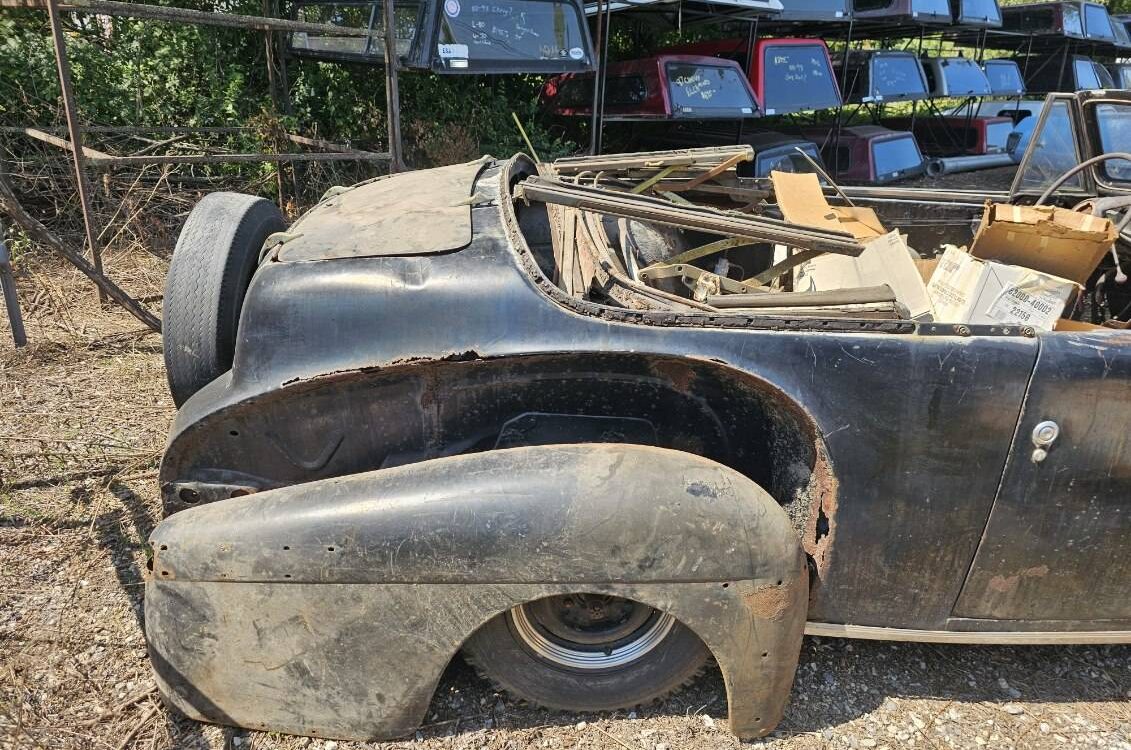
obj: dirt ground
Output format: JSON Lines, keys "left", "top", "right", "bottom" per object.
{"left": 1, "top": 246, "right": 1130, "bottom": 750}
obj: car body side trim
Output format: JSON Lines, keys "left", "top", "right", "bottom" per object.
{"left": 805, "top": 622, "right": 1131, "bottom": 644}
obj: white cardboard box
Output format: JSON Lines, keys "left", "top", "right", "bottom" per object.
{"left": 794, "top": 230, "right": 936, "bottom": 321}
{"left": 926, "top": 245, "right": 1080, "bottom": 331}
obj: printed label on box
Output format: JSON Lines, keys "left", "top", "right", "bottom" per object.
{"left": 985, "top": 275, "right": 1067, "bottom": 329}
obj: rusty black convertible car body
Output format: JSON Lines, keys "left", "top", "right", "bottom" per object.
{"left": 148, "top": 117, "right": 1131, "bottom": 742}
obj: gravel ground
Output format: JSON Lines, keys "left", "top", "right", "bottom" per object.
{"left": 2, "top": 249, "right": 1130, "bottom": 750}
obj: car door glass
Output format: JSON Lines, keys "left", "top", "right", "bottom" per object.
{"left": 1017, "top": 100, "right": 1083, "bottom": 192}
{"left": 1094, "top": 103, "right": 1131, "bottom": 182}
{"left": 1073, "top": 58, "right": 1101, "bottom": 89}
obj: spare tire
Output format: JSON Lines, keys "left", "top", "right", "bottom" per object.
{"left": 163, "top": 192, "right": 286, "bottom": 406}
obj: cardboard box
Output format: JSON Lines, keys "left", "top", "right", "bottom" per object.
{"left": 772, "top": 170, "right": 887, "bottom": 241}
{"left": 795, "top": 230, "right": 936, "bottom": 320}
{"left": 971, "top": 202, "right": 1117, "bottom": 285}
{"left": 914, "top": 257, "right": 939, "bottom": 285}
{"left": 926, "top": 245, "right": 1080, "bottom": 331}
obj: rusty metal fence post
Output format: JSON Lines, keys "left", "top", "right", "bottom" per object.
{"left": 46, "top": 0, "right": 107, "bottom": 304}
{"left": 0, "top": 227, "right": 27, "bottom": 348}
{"left": 383, "top": 0, "right": 404, "bottom": 172}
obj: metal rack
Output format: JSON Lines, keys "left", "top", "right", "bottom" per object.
{"left": 0, "top": 0, "right": 402, "bottom": 333}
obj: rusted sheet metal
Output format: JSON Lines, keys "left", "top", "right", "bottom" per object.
{"left": 160, "top": 156, "right": 1046, "bottom": 633}
{"left": 954, "top": 330, "right": 1131, "bottom": 622}
{"left": 147, "top": 445, "right": 807, "bottom": 741}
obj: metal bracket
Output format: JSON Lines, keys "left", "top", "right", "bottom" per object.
{"left": 638, "top": 263, "right": 766, "bottom": 298}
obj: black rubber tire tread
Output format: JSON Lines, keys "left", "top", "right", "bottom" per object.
{"left": 462, "top": 606, "right": 710, "bottom": 712}
{"left": 163, "top": 192, "right": 285, "bottom": 406}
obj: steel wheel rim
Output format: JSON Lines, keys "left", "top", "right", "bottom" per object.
{"left": 510, "top": 596, "right": 675, "bottom": 670}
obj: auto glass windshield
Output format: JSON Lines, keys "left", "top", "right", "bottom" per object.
{"left": 872, "top": 136, "right": 923, "bottom": 176}
{"left": 1119, "top": 67, "right": 1131, "bottom": 88}
{"left": 760, "top": 44, "right": 840, "bottom": 114}
{"left": 870, "top": 55, "right": 928, "bottom": 100}
{"left": 958, "top": 0, "right": 1001, "bottom": 23}
{"left": 435, "top": 0, "right": 590, "bottom": 70}
{"left": 291, "top": 1, "right": 419, "bottom": 59}
{"left": 1094, "top": 103, "right": 1131, "bottom": 182}
{"left": 1016, "top": 100, "right": 1083, "bottom": 192}
{"left": 983, "top": 60, "right": 1024, "bottom": 94}
{"left": 940, "top": 58, "right": 991, "bottom": 95}
{"left": 1074, "top": 58, "right": 1102, "bottom": 89}
{"left": 665, "top": 63, "right": 758, "bottom": 114}
{"left": 1083, "top": 2, "right": 1115, "bottom": 39}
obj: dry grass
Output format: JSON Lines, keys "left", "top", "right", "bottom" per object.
{"left": 0, "top": 244, "right": 1129, "bottom": 750}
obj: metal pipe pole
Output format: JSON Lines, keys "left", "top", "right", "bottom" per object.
{"left": 0, "top": 227, "right": 27, "bottom": 348}
{"left": 46, "top": 0, "right": 106, "bottom": 303}
{"left": 596, "top": 3, "right": 612, "bottom": 155}
{"left": 383, "top": 0, "right": 404, "bottom": 172}
{"left": 736, "top": 18, "right": 757, "bottom": 145}
{"left": 589, "top": 0, "right": 610, "bottom": 155}
{"left": 829, "top": 18, "right": 854, "bottom": 180}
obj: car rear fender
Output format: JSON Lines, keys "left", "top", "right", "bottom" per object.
{"left": 146, "top": 444, "right": 807, "bottom": 741}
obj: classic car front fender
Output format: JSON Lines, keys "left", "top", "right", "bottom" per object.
{"left": 146, "top": 444, "right": 807, "bottom": 741}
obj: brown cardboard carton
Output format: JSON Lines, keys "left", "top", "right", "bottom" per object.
{"left": 971, "top": 202, "right": 1117, "bottom": 285}
{"left": 926, "top": 245, "right": 1081, "bottom": 331}
{"left": 772, "top": 171, "right": 887, "bottom": 241}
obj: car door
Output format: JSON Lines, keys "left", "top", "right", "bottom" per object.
{"left": 953, "top": 330, "right": 1131, "bottom": 625}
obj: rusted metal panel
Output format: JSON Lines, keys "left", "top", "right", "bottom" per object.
{"left": 147, "top": 445, "right": 807, "bottom": 741}
{"left": 954, "top": 330, "right": 1131, "bottom": 621}
{"left": 160, "top": 158, "right": 1044, "bottom": 632}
